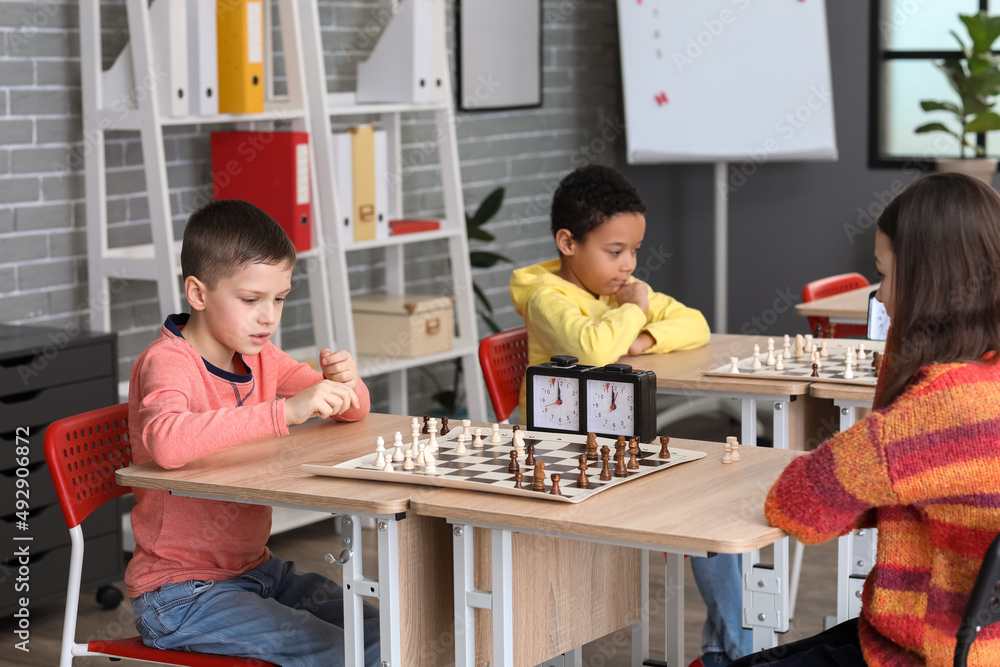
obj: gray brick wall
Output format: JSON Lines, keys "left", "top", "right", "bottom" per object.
{"left": 0, "top": 0, "right": 623, "bottom": 416}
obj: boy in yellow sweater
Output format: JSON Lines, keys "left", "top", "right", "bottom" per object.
{"left": 510, "top": 165, "right": 747, "bottom": 666}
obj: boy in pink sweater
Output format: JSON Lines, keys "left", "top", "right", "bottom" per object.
{"left": 126, "top": 200, "right": 379, "bottom": 666}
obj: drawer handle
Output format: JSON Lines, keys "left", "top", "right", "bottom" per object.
{"left": 425, "top": 317, "right": 441, "bottom": 335}
{"left": 0, "top": 354, "right": 36, "bottom": 369}
{"left": 1, "top": 389, "right": 42, "bottom": 405}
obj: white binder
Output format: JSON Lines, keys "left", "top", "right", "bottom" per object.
{"left": 331, "top": 128, "right": 389, "bottom": 243}
{"left": 187, "top": 0, "right": 217, "bottom": 116}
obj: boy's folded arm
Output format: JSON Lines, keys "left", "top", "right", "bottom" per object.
{"left": 331, "top": 378, "right": 371, "bottom": 422}
{"left": 640, "top": 287, "right": 711, "bottom": 354}
{"left": 528, "top": 291, "right": 646, "bottom": 366}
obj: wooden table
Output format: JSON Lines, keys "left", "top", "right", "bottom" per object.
{"left": 794, "top": 284, "right": 877, "bottom": 326}
{"left": 117, "top": 413, "right": 454, "bottom": 667}
{"left": 412, "top": 439, "right": 805, "bottom": 667}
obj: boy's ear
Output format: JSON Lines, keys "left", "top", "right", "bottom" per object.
{"left": 554, "top": 229, "right": 576, "bottom": 256}
{"left": 184, "top": 276, "right": 209, "bottom": 311}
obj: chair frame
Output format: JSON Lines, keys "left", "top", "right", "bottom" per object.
{"left": 44, "top": 402, "right": 275, "bottom": 667}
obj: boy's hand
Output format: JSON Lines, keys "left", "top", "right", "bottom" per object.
{"left": 616, "top": 282, "right": 649, "bottom": 313}
{"left": 319, "top": 348, "right": 359, "bottom": 389}
{"left": 284, "top": 380, "right": 360, "bottom": 425}
{"left": 627, "top": 332, "right": 655, "bottom": 356}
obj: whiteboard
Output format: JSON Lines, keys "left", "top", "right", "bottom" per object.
{"left": 616, "top": 0, "right": 838, "bottom": 164}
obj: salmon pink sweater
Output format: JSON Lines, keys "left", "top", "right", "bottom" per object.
{"left": 124, "top": 315, "right": 370, "bottom": 597}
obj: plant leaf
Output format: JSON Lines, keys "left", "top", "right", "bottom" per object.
{"left": 966, "top": 111, "right": 1000, "bottom": 132}
{"left": 915, "top": 122, "right": 959, "bottom": 135}
{"left": 468, "top": 187, "right": 505, "bottom": 228}
{"left": 920, "top": 100, "right": 961, "bottom": 115}
{"left": 473, "top": 281, "right": 494, "bottom": 314}
{"left": 467, "top": 227, "right": 494, "bottom": 242}
{"left": 470, "top": 250, "right": 512, "bottom": 268}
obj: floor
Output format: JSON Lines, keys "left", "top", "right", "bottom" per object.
{"left": 2, "top": 413, "right": 841, "bottom": 667}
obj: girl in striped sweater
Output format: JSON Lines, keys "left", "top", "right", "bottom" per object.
{"left": 732, "top": 173, "right": 1000, "bottom": 667}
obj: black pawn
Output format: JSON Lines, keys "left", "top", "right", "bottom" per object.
{"left": 811, "top": 362, "right": 819, "bottom": 378}
{"left": 513, "top": 471, "right": 524, "bottom": 489}
{"left": 421, "top": 415, "right": 430, "bottom": 434}
{"left": 507, "top": 450, "right": 519, "bottom": 473}
{"left": 440, "top": 416, "right": 450, "bottom": 435}
{"left": 525, "top": 443, "right": 535, "bottom": 466}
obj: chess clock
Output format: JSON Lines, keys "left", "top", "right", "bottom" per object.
{"left": 526, "top": 355, "right": 591, "bottom": 434}
{"left": 526, "top": 357, "right": 658, "bottom": 443}
{"left": 585, "top": 364, "right": 657, "bottom": 443}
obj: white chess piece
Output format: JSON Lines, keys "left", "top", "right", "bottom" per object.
{"left": 428, "top": 425, "right": 438, "bottom": 452}
{"left": 775, "top": 352, "right": 784, "bottom": 371}
{"left": 804, "top": 334, "right": 814, "bottom": 353}
{"left": 374, "top": 436, "right": 386, "bottom": 468}
{"left": 729, "top": 436, "right": 741, "bottom": 462}
{"left": 783, "top": 334, "right": 792, "bottom": 359}
{"left": 843, "top": 364, "right": 854, "bottom": 380}
{"left": 722, "top": 440, "right": 733, "bottom": 464}
{"left": 795, "top": 334, "right": 805, "bottom": 358}
{"left": 416, "top": 442, "right": 426, "bottom": 466}
{"left": 392, "top": 432, "right": 404, "bottom": 462}
{"left": 410, "top": 426, "right": 420, "bottom": 460}
{"left": 729, "top": 356, "right": 740, "bottom": 373}
{"left": 423, "top": 445, "right": 436, "bottom": 472}
{"left": 473, "top": 427, "right": 483, "bottom": 448}
{"left": 382, "top": 457, "right": 394, "bottom": 472}
{"left": 857, "top": 343, "right": 867, "bottom": 361}
{"left": 820, "top": 340, "right": 829, "bottom": 358}
{"left": 751, "top": 350, "right": 762, "bottom": 371}
{"left": 403, "top": 450, "right": 414, "bottom": 470}
{"left": 455, "top": 433, "right": 467, "bottom": 455}
{"left": 462, "top": 419, "right": 472, "bottom": 440}
{"left": 766, "top": 338, "right": 776, "bottom": 366}
{"left": 490, "top": 423, "right": 502, "bottom": 443}
{"left": 512, "top": 428, "right": 525, "bottom": 457}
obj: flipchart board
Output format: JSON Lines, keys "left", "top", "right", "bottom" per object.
{"left": 616, "top": 0, "right": 838, "bottom": 164}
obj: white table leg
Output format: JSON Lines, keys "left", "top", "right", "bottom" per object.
{"left": 453, "top": 524, "right": 477, "bottom": 667}
{"left": 341, "top": 515, "right": 365, "bottom": 667}
{"left": 376, "top": 517, "right": 401, "bottom": 667}
{"left": 665, "top": 553, "right": 685, "bottom": 667}
{"left": 743, "top": 538, "right": 789, "bottom": 652}
{"left": 640, "top": 550, "right": 650, "bottom": 663}
{"left": 492, "top": 528, "right": 514, "bottom": 666}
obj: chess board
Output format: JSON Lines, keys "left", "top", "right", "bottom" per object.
{"left": 702, "top": 338, "right": 886, "bottom": 387}
{"left": 301, "top": 427, "right": 706, "bottom": 504}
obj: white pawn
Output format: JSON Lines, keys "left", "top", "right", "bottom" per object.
{"left": 729, "top": 356, "right": 740, "bottom": 373}
{"left": 728, "top": 436, "right": 741, "bottom": 462}
{"left": 423, "top": 446, "right": 436, "bottom": 473}
{"left": 812, "top": 349, "right": 822, "bottom": 371}
{"left": 795, "top": 334, "right": 805, "bottom": 358}
{"left": 775, "top": 352, "right": 784, "bottom": 371}
{"left": 490, "top": 423, "right": 502, "bottom": 443}
{"left": 462, "top": 419, "right": 472, "bottom": 440}
{"left": 382, "top": 457, "right": 394, "bottom": 472}
{"left": 403, "top": 450, "right": 414, "bottom": 470}
{"left": 751, "top": 350, "right": 762, "bottom": 371}
{"left": 455, "top": 433, "right": 467, "bottom": 455}
{"left": 473, "top": 427, "right": 484, "bottom": 448}
{"left": 857, "top": 343, "right": 867, "bottom": 361}
{"left": 766, "top": 338, "right": 776, "bottom": 366}
{"left": 416, "top": 442, "right": 426, "bottom": 466}
{"left": 843, "top": 364, "right": 854, "bottom": 380}
{"left": 374, "top": 436, "right": 386, "bottom": 468}
{"left": 820, "top": 340, "right": 829, "bottom": 358}
{"left": 722, "top": 440, "right": 733, "bottom": 464}
{"left": 783, "top": 334, "right": 792, "bottom": 359}
{"left": 392, "top": 431, "right": 405, "bottom": 462}
{"left": 804, "top": 334, "right": 814, "bottom": 353}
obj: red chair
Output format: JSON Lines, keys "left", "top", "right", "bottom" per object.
{"left": 478, "top": 327, "right": 528, "bottom": 423}
{"left": 44, "top": 403, "right": 276, "bottom": 667}
{"left": 801, "top": 272, "right": 871, "bottom": 338}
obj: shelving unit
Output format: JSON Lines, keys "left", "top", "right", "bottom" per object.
{"left": 80, "top": 0, "right": 487, "bottom": 420}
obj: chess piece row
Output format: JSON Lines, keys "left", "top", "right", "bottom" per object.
{"left": 722, "top": 436, "right": 741, "bottom": 464}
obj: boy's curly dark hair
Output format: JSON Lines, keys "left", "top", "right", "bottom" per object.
{"left": 550, "top": 165, "right": 647, "bottom": 243}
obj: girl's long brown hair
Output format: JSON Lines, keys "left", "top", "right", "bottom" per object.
{"left": 875, "top": 173, "right": 1000, "bottom": 408}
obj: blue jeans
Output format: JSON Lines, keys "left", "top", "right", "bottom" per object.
{"left": 131, "top": 555, "right": 380, "bottom": 667}
{"left": 691, "top": 553, "right": 753, "bottom": 661}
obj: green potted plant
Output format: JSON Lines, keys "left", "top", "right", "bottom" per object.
{"left": 916, "top": 11, "right": 1000, "bottom": 184}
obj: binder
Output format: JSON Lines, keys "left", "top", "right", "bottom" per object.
{"left": 187, "top": 0, "right": 218, "bottom": 116}
{"left": 331, "top": 126, "right": 389, "bottom": 243}
{"left": 216, "top": 0, "right": 264, "bottom": 114}
{"left": 210, "top": 131, "right": 312, "bottom": 251}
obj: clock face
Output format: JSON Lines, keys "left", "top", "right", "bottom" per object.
{"left": 586, "top": 379, "right": 635, "bottom": 436}
{"left": 531, "top": 375, "right": 581, "bottom": 431}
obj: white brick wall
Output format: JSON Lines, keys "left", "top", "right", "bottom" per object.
{"left": 0, "top": 0, "right": 622, "bottom": 414}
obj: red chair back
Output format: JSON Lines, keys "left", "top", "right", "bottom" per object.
{"left": 478, "top": 327, "right": 528, "bottom": 422}
{"left": 44, "top": 403, "right": 133, "bottom": 530}
{"left": 801, "top": 272, "right": 870, "bottom": 338}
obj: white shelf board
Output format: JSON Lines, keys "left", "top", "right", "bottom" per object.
{"left": 326, "top": 92, "right": 448, "bottom": 117}
{"left": 357, "top": 341, "right": 477, "bottom": 377}
{"left": 342, "top": 227, "right": 460, "bottom": 252}
{"left": 93, "top": 108, "right": 307, "bottom": 131}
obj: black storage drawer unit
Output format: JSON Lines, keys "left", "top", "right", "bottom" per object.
{"left": 0, "top": 324, "right": 119, "bottom": 617}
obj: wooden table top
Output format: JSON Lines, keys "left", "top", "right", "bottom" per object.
{"left": 794, "top": 284, "right": 877, "bottom": 320}
{"left": 410, "top": 439, "right": 804, "bottom": 554}
{"left": 809, "top": 381, "right": 876, "bottom": 404}
{"left": 117, "top": 413, "right": 424, "bottom": 515}
{"left": 621, "top": 334, "right": 814, "bottom": 395}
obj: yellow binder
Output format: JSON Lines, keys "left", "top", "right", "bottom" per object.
{"left": 351, "top": 125, "right": 378, "bottom": 242}
{"left": 216, "top": 0, "right": 264, "bottom": 114}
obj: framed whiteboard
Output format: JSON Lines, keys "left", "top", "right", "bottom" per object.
{"left": 457, "top": 0, "right": 542, "bottom": 111}
{"left": 616, "top": 0, "right": 837, "bottom": 163}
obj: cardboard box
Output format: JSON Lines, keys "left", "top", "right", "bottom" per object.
{"left": 352, "top": 293, "right": 455, "bottom": 358}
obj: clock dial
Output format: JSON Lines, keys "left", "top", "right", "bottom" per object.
{"left": 531, "top": 375, "right": 581, "bottom": 431}
{"left": 586, "top": 379, "right": 636, "bottom": 436}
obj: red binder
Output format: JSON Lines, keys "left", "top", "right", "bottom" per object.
{"left": 210, "top": 131, "right": 312, "bottom": 251}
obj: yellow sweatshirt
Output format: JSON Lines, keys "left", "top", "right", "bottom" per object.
{"left": 509, "top": 259, "right": 711, "bottom": 417}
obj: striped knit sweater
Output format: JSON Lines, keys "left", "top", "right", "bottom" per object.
{"left": 766, "top": 355, "right": 1000, "bottom": 666}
